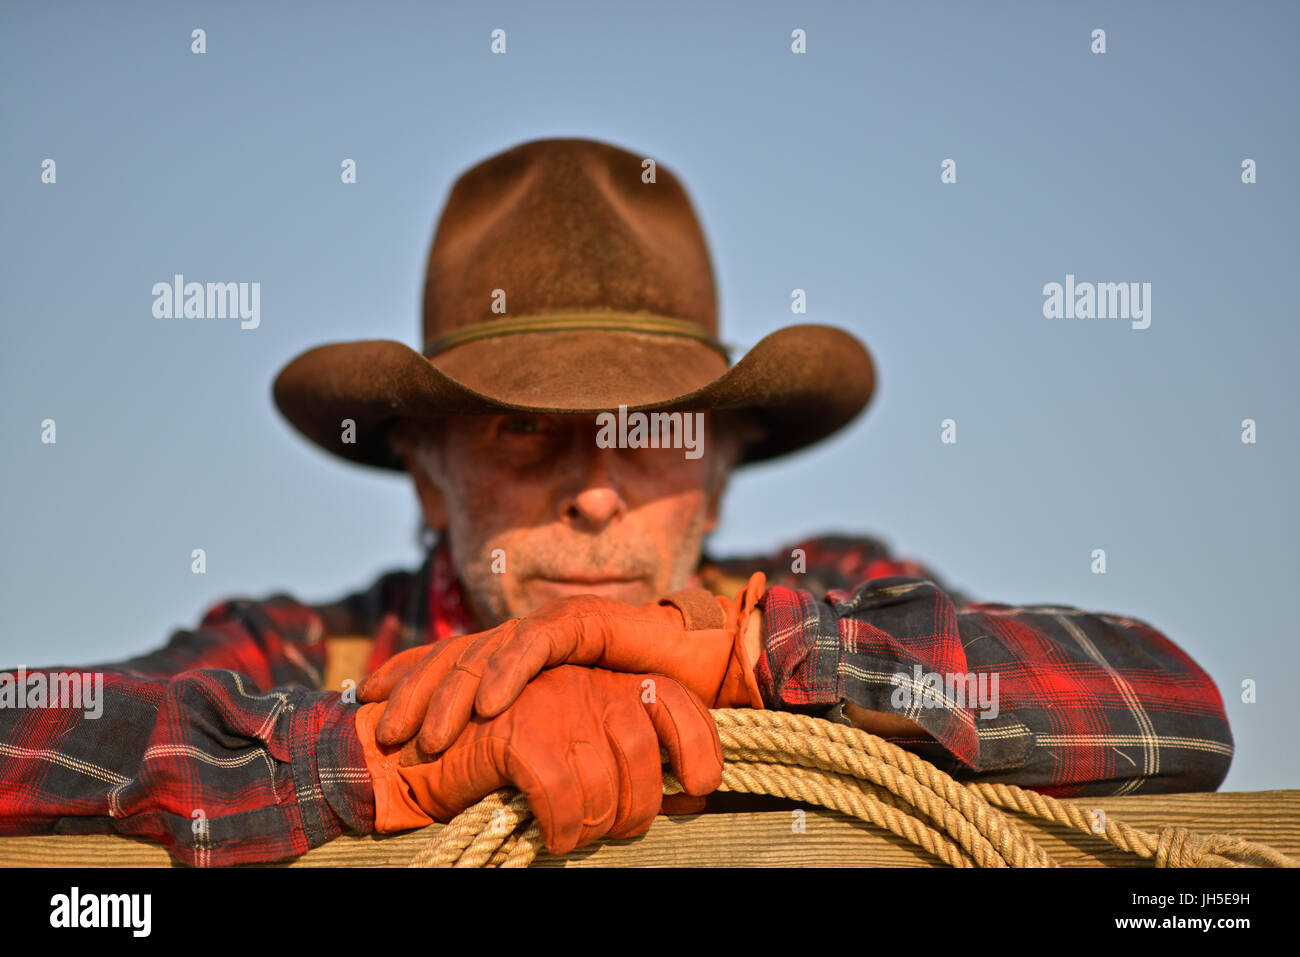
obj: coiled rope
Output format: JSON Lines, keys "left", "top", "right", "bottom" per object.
{"left": 409, "top": 709, "right": 1298, "bottom": 869}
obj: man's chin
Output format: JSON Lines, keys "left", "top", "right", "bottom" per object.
{"left": 522, "top": 577, "right": 654, "bottom": 609}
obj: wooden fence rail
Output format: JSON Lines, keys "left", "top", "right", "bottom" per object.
{"left": 1, "top": 789, "right": 1297, "bottom": 867}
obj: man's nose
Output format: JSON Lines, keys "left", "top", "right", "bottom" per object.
{"left": 560, "top": 449, "right": 626, "bottom": 529}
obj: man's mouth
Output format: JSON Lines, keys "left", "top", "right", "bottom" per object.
{"left": 530, "top": 575, "right": 649, "bottom": 600}
{"left": 538, "top": 574, "right": 643, "bottom": 585}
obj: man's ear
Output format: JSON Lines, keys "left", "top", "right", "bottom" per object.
{"left": 702, "top": 453, "right": 732, "bottom": 535}
{"left": 702, "top": 411, "right": 747, "bottom": 534}
{"left": 399, "top": 445, "right": 448, "bottom": 532}
{"left": 702, "top": 487, "right": 723, "bottom": 535}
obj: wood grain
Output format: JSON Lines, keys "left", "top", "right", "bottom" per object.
{"left": 2, "top": 790, "right": 1296, "bottom": 868}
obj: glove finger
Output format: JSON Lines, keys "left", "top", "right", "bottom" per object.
{"left": 476, "top": 610, "right": 593, "bottom": 716}
{"left": 659, "top": 794, "right": 707, "bottom": 816}
{"left": 357, "top": 644, "right": 428, "bottom": 702}
{"left": 506, "top": 738, "right": 613, "bottom": 858}
{"left": 399, "top": 736, "right": 510, "bottom": 823}
{"left": 570, "top": 738, "right": 620, "bottom": 851}
{"left": 417, "top": 624, "right": 518, "bottom": 753}
{"left": 600, "top": 692, "right": 665, "bottom": 841}
{"left": 641, "top": 676, "right": 723, "bottom": 797}
{"left": 375, "top": 636, "right": 476, "bottom": 745}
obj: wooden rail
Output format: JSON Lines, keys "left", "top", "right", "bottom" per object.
{"left": 1, "top": 789, "right": 1297, "bottom": 867}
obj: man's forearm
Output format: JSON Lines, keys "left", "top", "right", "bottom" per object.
{"left": 749, "top": 612, "right": 928, "bottom": 738}
{"left": 842, "top": 701, "right": 930, "bottom": 738}
{"left": 756, "top": 576, "right": 1234, "bottom": 793}
{"left": 0, "top": 664, "right": 372, "bottom": 866}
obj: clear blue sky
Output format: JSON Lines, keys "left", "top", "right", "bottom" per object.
{"left": 2, "top": 0, "right": 1296, "bottom": 792}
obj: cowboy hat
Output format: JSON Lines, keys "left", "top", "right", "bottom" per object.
{"left": 272, "top": 137, "right": 875, "bottom": 470}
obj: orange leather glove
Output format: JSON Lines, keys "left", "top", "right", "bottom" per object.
{"left": 355, "top": 665, "right": 723, "bottom": 855}
{"left": 358, "top": 572, "right": 767, "bottom": 757}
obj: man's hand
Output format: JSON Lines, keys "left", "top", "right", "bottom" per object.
{"left": 357, "top": 572, "right": 767, "bottom": 756}
{"left": 355, "top": 665, "right": 723, "bottom": 855}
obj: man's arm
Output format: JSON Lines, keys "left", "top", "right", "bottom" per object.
{"left": 742, "top": 610, "right": 925, "bottom": 738}
{"left": 0, "top": 594, "right": 377, "bottom": 866}
{"left": 752, "top": 544, "right": 1233, "bottom": 797}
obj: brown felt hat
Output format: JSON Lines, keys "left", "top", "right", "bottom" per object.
{"left": 272, "top": 137, "right": 875, "bottom": 471}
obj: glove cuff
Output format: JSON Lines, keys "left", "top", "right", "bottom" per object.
{"left": 655, "top": 574, "right": 764, "bottom": 712}
{"left": 657, "top": 574, "right": 766, "bottom": 709}
{"left": 354, "top": 702, "right": 437, "bottom": 833}
{"left": 659, "top": 586, "right": 727, "bottom": 630}
{"left": 714, "top": 572, "right": 767, "bottom": 710}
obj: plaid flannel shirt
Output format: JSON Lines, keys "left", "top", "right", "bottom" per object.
{"left": 0, "top": 535, "right": 1232, "bottom": 865}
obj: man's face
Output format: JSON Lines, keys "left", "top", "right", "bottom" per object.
{"left": 401, "top": 413, "right": 733, "bottom": 627}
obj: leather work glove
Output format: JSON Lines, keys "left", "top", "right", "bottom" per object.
{"left": 358, "top": 571, "right": 767, "bottom": 757}
{"left": 355, "top": 665, "right": 724, "bottom": 855}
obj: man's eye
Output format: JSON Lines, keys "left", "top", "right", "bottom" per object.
{"left": 500, "top": 416, "right": 544, "bottom": 435}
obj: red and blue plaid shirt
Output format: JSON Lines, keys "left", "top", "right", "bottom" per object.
{"left": 0, "top": 535, "right": 1232, "bottom": 866}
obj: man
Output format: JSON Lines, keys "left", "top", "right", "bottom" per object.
{"left": 0, "top": 138, "right": 1233, "bottom": 866}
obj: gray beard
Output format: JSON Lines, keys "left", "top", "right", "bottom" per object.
{"left": 449, "top": 504, "right": 713, "bottom": 628}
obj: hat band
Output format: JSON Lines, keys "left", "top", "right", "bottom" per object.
{"left": 422, "top": 312, "right": 731, "bottom": 361}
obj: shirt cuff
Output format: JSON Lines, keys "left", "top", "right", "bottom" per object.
{"left": 758, "top": 583, "right": 1033, "bottom": 774}
{"left": 292, "top": 690, "right": 376, "bottom": 847}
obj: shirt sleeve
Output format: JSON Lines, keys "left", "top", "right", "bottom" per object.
{"left": 0, "top": 594, "right": 376, "bottom": 866}
{"left": 756, "top": 561, "right": 1234, "bottom": 798}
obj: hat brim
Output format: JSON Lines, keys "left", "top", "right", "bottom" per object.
{"left": 271, "top": 323, "right": 875, "bottom": 471}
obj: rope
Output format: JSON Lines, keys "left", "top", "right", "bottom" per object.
{"left": 408, "top": 709, "right": 1298, "bottom": 869}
